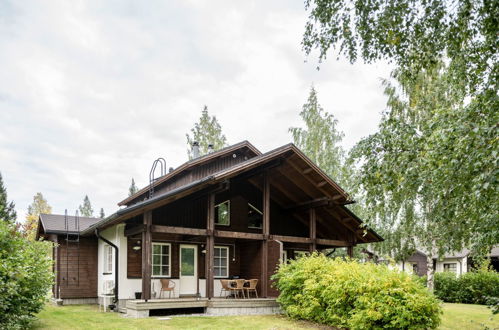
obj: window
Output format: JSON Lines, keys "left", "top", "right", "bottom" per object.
{"left": 412, "top": 263, "right": 419, "bottom": 274}
{"left": 215, "top": 200, "right": 230, "bottom": 226}
{"left": 294, "top": 250, "right": 309, "bottom": 259}
{"left": 214, "top": 246, "right": 229, "bottom": 278}
{"left": 103, "top": 244, "right": 113, "bottom": 274}
{"left": 443, "top": 263, "right": 457, "bottom": 273}
{"left": 248, "top": 203, "right": 263, "bottom": 229}
{"left": 152, "top": 243, "right": 171, "bottom": 277}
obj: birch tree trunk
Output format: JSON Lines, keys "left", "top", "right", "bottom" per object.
{"left": 426, "top": 255, "right": 435, "bottom": 291}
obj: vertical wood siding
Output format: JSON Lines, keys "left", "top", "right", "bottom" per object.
{"left": 57, "top": 236, "right": 98, "bottom": 298}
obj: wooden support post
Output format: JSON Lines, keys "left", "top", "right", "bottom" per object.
{"left": 347, "top": 245, "right": 354, "bottom": 258}
{"left": 309, "top": 208, "right": 316, "bottom": 253}
{"left": 261, "top": 172, "right": 270, "bottom": 298}
{"left": 206, "top": 193, "right": 215, "bottom": 299}
{"left": 141, "top": 211, "right": 152, "bottom": 301}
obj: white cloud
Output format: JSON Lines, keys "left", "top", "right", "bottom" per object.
{"left": 0, "top": 0, "right": 391, "bottom": 221}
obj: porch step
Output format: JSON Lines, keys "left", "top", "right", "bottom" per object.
{"left": 118, "top": 307, "right": 127, "bottom": 314}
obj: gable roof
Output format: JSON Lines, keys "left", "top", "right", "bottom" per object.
{"left": 82, "top": 142, "right": 381, "bottom": 243}
{"left": 38, "top": 213, "right": 101, "bottom": 235}
{"left": 118, "top": 140, "right": 261, "bottom": 206}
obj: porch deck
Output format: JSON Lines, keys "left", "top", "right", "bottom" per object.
{"left": 125, "top": 297, "right": 281, "bottom": 318}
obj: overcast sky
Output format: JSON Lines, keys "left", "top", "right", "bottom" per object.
{"left": 0, "top": 0, "right": 391, "bottom": 221}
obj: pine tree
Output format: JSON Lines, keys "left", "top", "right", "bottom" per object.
{"left": 99, "top": 208, "right": 105, "bottom": 219}
{"left": 289, "top": 86, "right": 346, "bottom": 185}
{"left": 186, "top": 105, "right": 228, "bottom": 159}
{"left": 0, "top": 172, "right": 17, "bottom": 223}
{"left": 128, "top": 178, "right": 138, "bottom": 196}
{"left": 78, "top": 195, "right": 94, "bottom": 217}
{"left": 24, "top": 192, "right": 52, "bottom": 240}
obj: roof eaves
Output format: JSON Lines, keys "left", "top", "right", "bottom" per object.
{"left": 340, "top": 205, "right": 384, "bottom": 242}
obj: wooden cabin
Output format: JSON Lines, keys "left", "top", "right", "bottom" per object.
{"left": 37, "top": 141, "right": 383, "bottom": 316}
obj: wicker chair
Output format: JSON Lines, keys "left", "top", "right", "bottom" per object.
{"left": 232, "top": 279, "right": 246, "bottom": 299}
{"left": 159, "top": 279, "right": 176, "bottom": 298}
{"left": 244, "top": 279, "right": 258, "bottom": 298}
{"left": 220, "top": 279, "right": 231, "bottom": 298}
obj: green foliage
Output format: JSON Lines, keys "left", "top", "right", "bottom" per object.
{"left": 186, "top": 105, "right": 228, "bottom": 159}
{"left": 99, "top": 208, "right": 105, "bottom": 219}
{"left": 0, "top": 172, "right": 17, "bottom": 223}
{"left": 272, "top": 254, "right": 442, "bottom": 329}
{"left": 24, "top": 192, "right": 52, "bottom": 240}
{"left": 78, "top": 195, "right": 93, "bottom": 217}
{"left": 350, "top": 64, "right": 499, "bottom": 286}
{"left": 290, "top": 86, "right": 346, "bottom": 184}
{"left": 128, "top": 178, "right": 138, "bottom": 197}
{"left": 302, "top": 0, "right": 497, "bottom": 100}
{"left": 434, "top": 270, "right": 499, "bottom": 305}
{"left": 0, "top": 220, "right": 53, "bottom": 329}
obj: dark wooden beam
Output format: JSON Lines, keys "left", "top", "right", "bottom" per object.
{"left": 347, "top": 246, "right": 354, "bottom": 258}
{"left": 151, "top": 225, "right": 207, "bottom": 236}
{"left": 214, "top": 230, "right": 264, "bottom": 240}
{"left": 316, "top": 238, "right": 350, "bottom": 247}
{"left": 125, "top": 224, "right": 145, "bottom": 236}
{"left": 261, "top": 171, "right": 270, "bottom": 298}
{"left": 272, "top": 235, "right": 312, "bottom": 244}
{"left": 317, "top": 181, "right": 327, "bottom": 188}
{"left": 285, "top": 197, "right": 330, "bottom": 213}
{"left": 206, "top": 194, "right": 215, "bottom": 299}
{"left": 302, "top": 168, "right": 313, "bottom": 175}
{"left": 309, "top": 208, "right": 317, "bottom": 253}
{"left": 141, "top": 211, "right": 152, "bottom": 301}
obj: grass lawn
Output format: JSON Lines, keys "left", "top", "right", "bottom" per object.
{"left": 439, "top": 303, "right": 498, "bottom": 330}
{"left": 32, "top": 303, "right": 498, "bottom": 330}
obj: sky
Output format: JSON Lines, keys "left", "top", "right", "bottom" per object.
{"left": 0, "top": 0, "right": 391, "bottom": 221}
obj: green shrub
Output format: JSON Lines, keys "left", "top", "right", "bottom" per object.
{"left": 434, "top": 272, "right": 460, "bottom": 303}
{"left": 434, "top": 269, "right": 499, "bottom": 304}
{"left": 272, "top": 253, "right": 442, "bottom": 329}
{"left": 0, "top": 220, "right": 53, "bottom": 329}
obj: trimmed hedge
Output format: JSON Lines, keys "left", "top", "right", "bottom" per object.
{"left": 434, "top": 270, "right": 499, "bottom": 304}
{"left": 272, "top": 254, "right": 442, "bottom": 329}
{"left": 0, "top": 220, "right": 53, "bottom": 329}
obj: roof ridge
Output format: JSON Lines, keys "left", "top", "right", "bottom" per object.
{"left": 117, "top": 140, "right": 261, "bottom": 206}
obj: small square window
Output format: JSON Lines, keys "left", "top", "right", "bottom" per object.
{"left": 215, "top": 201, "right": 230, "bottom": 226}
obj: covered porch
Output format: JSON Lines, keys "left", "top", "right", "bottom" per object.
{"left": 125, "top": 297, "right": 280, "bottom": 318}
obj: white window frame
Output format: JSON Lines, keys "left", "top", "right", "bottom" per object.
{"left": 215, "top": 200, "right": 230, "bottom": 226}
{"left": 281, "top": 250, "right": 288, "bottom": 264}
{"left": 152, "top": 242, "right": 171, "bottom": 278}
{"left": 214, "top": 246, "right": 229, "bottom": 278}
{"left": 443, "top": 263, "right": 457, "bottom": 273}
{"left": 247, "top": 203, "right": 263, "bottom": 229}
{"left": 103, "top": 244, "right": 113, "bottom": 274}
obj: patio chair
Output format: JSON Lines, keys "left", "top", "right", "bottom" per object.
{"left": 231, "top": 279, "right": 246, "bottom": 299}
{"left": 220, "top": 279, "right": 231, "bottom": 298}
{"left": 159, "top": 279, "right": 176, "bottom": 299}
{"left": 244, "top": 279, "right": 258, "bottom": 298}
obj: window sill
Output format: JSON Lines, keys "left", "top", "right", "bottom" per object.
{"left": 151, "top": 276, "right": 172, "bottom": 279}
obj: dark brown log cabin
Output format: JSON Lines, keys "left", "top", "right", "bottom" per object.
{"left": 37, "top": 141, "right": 383, "bottom": 304}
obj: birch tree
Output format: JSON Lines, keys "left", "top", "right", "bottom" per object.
{"left": 351, "top": 65, "right": 498, "bottom": 288}
{"left": 24, "top": 193, "right": 52, "bottom": 240}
